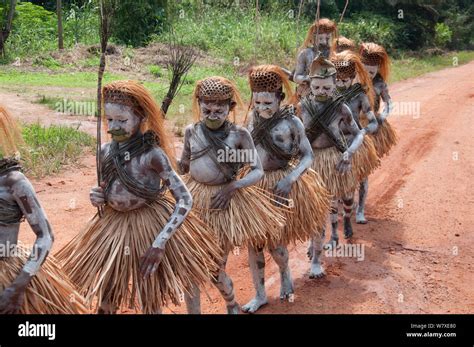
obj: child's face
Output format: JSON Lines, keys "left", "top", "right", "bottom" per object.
{"left": 105, "top": 103, "right": 142, "bottom": 142}
{"left": 336, "top": 76, "right": 354, "bottom": 91}
{"left": 314, "top": 32, "right": 332, "bottom": 47}
{"left": 310, "top": 76, "right": 335, "bottom": 101}
{"left": 363, "top": 64, "right": 379, "bottom": 79}
{"left": 252, "top": 92, "right": 281, "bottom": 119}
{"left": 199, "top": 100, "right": 232, "bottom": 130}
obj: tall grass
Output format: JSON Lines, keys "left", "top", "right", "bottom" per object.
{"left": 161, "top": 6, "right": 309, "bottom": 67}
{"left": 390, "top": 51, "right": 474, "bottom": 83}
{"left": 21, "top": 123, "right": 95, "bottom": 178}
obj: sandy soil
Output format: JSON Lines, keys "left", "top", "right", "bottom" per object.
{"left": 7, "top": 60, "right": 474, "bottom": 314}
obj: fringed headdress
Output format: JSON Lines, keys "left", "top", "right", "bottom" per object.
{"left": 333, "top": 36, "right": 356, "bottom": 53}
{"left": 359, "top": 42, "right": 390, "bottom": 82}
{"left": 245, "top": 64, "right": 295, "bottom": 123}
{"left": 309, "top": 56, "right": 337, "bottom": 79}
{"left": 248, "top": 65, "right": 294, "bottom": 100}
{"left": 102, "top": 80, "right": 175, "bottom": 166}
{"left": 0, "top": 105, "right": 23, "bottom": 158}
{"left": 331, "top": 50, "right": 375, "bottom": 108}
{"left": 300, "top": 18, "right": 337, "bottom": 52}
{"left": 192, "top": 76, "right": 244, "bottom": 124}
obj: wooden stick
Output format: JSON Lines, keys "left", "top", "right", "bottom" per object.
{"left": 314, "top": 0, "right": 321, "bottom": 56}
{"left": 96, "top": 0, "right": 116, "bottom": 217}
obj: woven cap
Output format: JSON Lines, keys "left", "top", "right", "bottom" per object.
{"left": 197, "top": 77, "right": 234, "bottom": 101}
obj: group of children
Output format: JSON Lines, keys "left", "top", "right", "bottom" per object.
{"left": 0, "top": 18, "right": 396, "bottom": 314}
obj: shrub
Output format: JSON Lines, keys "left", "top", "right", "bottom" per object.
{"left": 434, "top": 22, "right": 452, "bottom": 49}
{"left": 21, "top": 123, "right": 95, "bottom": 177}
{"left": 338, "top": 13, "right": 399, "bottom": 52}
{"left": 111, "top": 0, "right": 167, "bottom": 47}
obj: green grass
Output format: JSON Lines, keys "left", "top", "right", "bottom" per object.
{"left": 390, "top": 51, "right": 474, "bottom": 83}
{"left": 34, "top": 94, "right": 64, "bottom": 109}
{"left": 79, "top": 56, "right": 101, "bottom": 68}
{"left": 33, "top": 56, "right": 63, "bottom": 70}
{"left": 148, "top": 65, "right": 164, "bottom": 78}
{"left": 0, "top": 63, "right": 249, "bottom": 122}
{"left": 1, "top": 50, "right": 473, "bottom": 125}
{"left": 34, "top": 94, "right": 97, "bottom": 117}
{"left": 20, "top": 123, "right": 95, "bottom": 178}
{"left": 0, "top": 69, "right": 125, "bottom": 88}
{"left": 162, "top": 7, "right": 304, "bottom": 67}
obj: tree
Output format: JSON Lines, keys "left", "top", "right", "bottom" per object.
{"left": 57, "top": 0, "right": 63, "bottom": 49}
{"left": 111, "top": 0, "right": 167, "bottom": 47}
{"left": 0, "top": 0, "right": 16, "bottom": 56}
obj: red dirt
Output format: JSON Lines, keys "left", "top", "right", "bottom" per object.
{"left": 12, "top": 61, "right": 474, "bottom": 314}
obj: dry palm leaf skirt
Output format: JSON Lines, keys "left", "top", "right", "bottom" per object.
{"left": 56, "top": 194, "right": 222, "bottom": 314}
{"left": 185, "top": 176, "right": 286, "bottom": 251}
{"left": 312, "top": 146, "right": 360, "bottom": 199}
{"left": 0, "top": 243, "right": 88, "bottom": 314}
{"left": 361, "top": 115, "right": 398, "bottom": 158}
{"left": 254, "top": 167, "right": 331, "bottom": 247}
{"left": 353, "top": 136, "right": 381, "bottom": 181}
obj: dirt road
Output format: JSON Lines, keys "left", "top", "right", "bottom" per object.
{"left": 12, "top": 60, "right": 474, "bottom": 314}
{"left": 0, "top": 91, "right": 98, "bottom": 136}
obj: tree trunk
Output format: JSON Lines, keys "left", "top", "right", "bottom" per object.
{"left": 57, "top": 0, "right": 64, "bottom": 50}
{"left": 0, "top": 0, "right": 17, "bottom": 56}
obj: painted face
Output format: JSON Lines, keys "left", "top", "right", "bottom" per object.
{"left": 105, "top": 103, "right": 142, "bottom": 142}
{"left": 336, "top": 76, "right": 354, "bottom": 92}
{"left": 310, "top": 76, "right": 335, "bottom": 102}
{"left": 314, "top": 32, "right": 332, "bottom": 47}
{"left": 199, "top": 100, "right": 231, "bottom": 130}
{"left": 252, "top": 92, "right": 280, "bottom": 119}
{"left": 363, "top": 64, "right": 379, "bottom": 79}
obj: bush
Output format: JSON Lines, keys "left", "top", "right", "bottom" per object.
{"left": 33, "top": 55, "right": 62, "bottom": 69}
{"left": 434, "top": 23, "right": 452, "bottom": 49}
{"left": 65, "top": 0, "right": 99, "bottom": 46}
{"left": 338, "top": 13, "right": 399, "bottom": 52}
{"left": 1, "top": 1, "right": 99, "bottom": 62}
{"left": 148, "top": 64, "right": 164, "bottom": 77}
{"left": 444, "top": 11, "right": 473, "bottom": 50}
{"left": 161, "top": 4, "right": 303, "bottom": 66}
{"left": 111, "top": 0, "right": 167, "bottom": 47}
{"left": 5, "top": 2, "right": 57, "bottom": 58}
{"left": 21, "top": 123, "right": 95, "bottom": 177}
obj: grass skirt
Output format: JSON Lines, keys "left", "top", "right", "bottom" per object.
{"left": 353, "top": 136, "right": 381, "bottom": 181}
{"left": 361, "top": 115, "right": 398, "bottom": 158}
{"left": 255, "top": 167, "right": 331, "bottom": 247}
{"left": 56, "top": 195, "right": 222, "bottom": 313}
{"left": 312, "top": 146, "right": 359, "bottom": 199}
{"left": 185, "top": 176, "right": 286, "bottom": 250}
{"left": 0, "top": 243, "right": 88, "bottom": 314}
